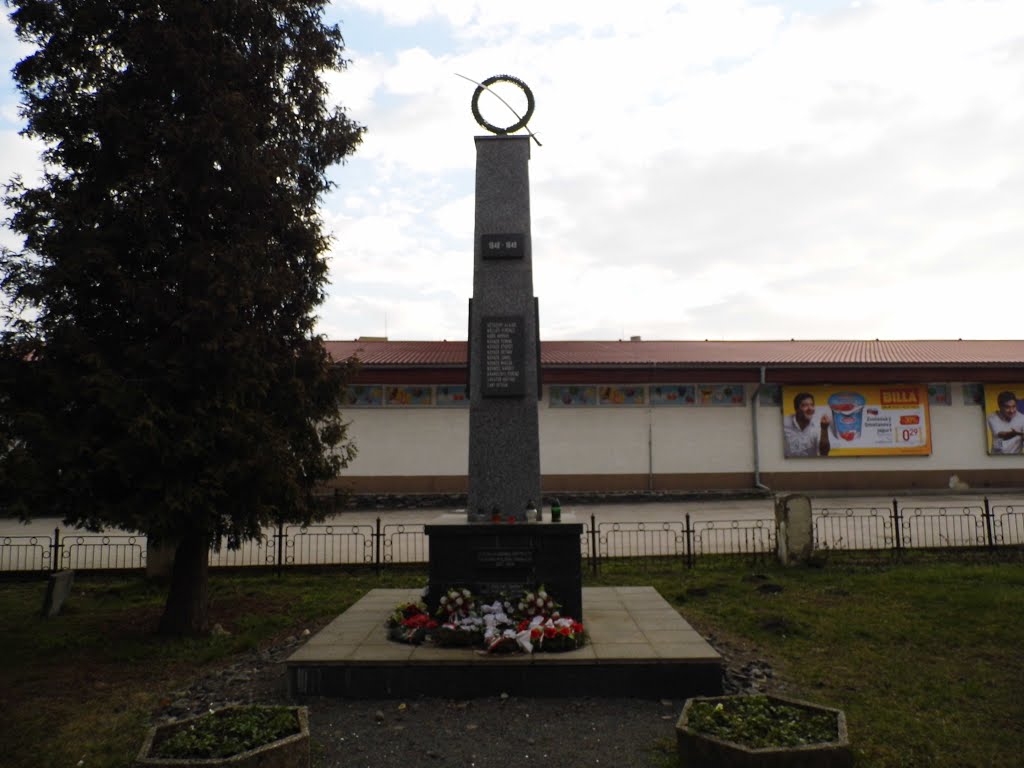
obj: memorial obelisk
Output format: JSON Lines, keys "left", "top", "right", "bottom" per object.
{"left": 466, "top": 132, "right": 542, "bottom": 522}
{"left": 423, "top": 76, "right": 580, "bottom": 620}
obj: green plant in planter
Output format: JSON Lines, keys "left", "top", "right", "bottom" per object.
{"left": 153, "top": 706, "right": 299, "bottom": 760}
{"left": 686, "top": 695, "right": 837, "bottom": 749}
{"left": 677, "top": 695, "right": 851, "bottom": 768}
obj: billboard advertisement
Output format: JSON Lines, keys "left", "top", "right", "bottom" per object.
{"left": 781, "top": 385, "right": 931, "bottom": 457}
{"left": 983, "top": 385, "right": 1024, "bottom": 455}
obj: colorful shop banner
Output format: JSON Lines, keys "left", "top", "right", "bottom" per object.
{"left": 650, "top": 384, "right": 695, "bottom": 405}
{"left": 436, "top": 385, "right": 469, "bottom": 407}
{"left": 550, "top": 385, "right": 598, "bottom": 407}
{"left": 386, "top": 386, "right": 432, "bottom": 406}
{"left": 983, "top": 385, "right": 1024, "bottom": 455}
{"left": 599, "top": 385, "right": 645, "bottom": 405}
{"left": 345, "top": 385, "right": 383, "bottom": 407}
{"left": 781, "top": 385, "right": 931, "bottom": 457}
{"left": 697, "top": 384, "right": 745, "bottom": 406}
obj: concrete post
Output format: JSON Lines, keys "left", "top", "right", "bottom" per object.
{"left": 774, "top": 494, "right": 813, "bottom": 565}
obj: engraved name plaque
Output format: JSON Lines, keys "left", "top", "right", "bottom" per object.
{"left": 482, "top": 315, "right": 525, "bottom": 397}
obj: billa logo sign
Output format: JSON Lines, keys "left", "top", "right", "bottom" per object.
{"left": 880, "top": 388, "right": 920, "bottom": 407}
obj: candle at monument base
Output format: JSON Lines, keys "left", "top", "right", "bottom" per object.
{"left": 527, "top": 499, "right": 540, "bottom": 522}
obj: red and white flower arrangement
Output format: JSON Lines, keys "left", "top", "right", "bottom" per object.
{"left": 385, "top": 600, "right": 438, "bottom": 644}
{"left": 434, "top": 588, "right": 486, "bottom": 646}
{"left": 531, "top": 616, "right": 586, "bottom": 652}
{"left": 436, "top": 587, "right": 476, "bottom": 620}
{"left": 436, "top": 614, "right": 485, "bottom": 646}
{"left": 386, "top": 586, "right": 585, "bottom": 653}
{"left": 481, "top": 599, "right": 532, "bottom": 653}
{"left": 517, "top": 587, "right": 558, "bottom": 619}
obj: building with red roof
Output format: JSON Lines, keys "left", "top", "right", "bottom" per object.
{"left": 324, "top": 338, "right": 1024, "bottom": 494}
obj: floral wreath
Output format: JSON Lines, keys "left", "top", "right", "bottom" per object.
{"left": 471, "top": 74, "right": 535, "bottom": 135}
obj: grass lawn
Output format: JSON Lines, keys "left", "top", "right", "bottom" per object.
{"left": 1, "top": 553, "right": 1022, "bottom": 767}
{"left": 0, "top": 567, "right": 426, "bottom": 768}
{"left": 594, "top": 552, "right": 1024, "bottom": 767}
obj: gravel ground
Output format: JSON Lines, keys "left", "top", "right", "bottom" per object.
{"left": 312, "top": 695, "right": 683, "bottom": 768}
{"left": 157, "top": 626, "right": 773, "bottom": 768}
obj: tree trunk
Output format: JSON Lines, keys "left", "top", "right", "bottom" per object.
{"left": 158, "top": 531, "right": 210, "bottom": 636}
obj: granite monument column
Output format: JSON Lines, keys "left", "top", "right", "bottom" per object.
{"left": 467, "top": 134, "right": 541, "bottom": 522}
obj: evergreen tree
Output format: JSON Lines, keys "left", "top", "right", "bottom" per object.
{"left": 1, "top": 0, "right": 363, "bottom": 634}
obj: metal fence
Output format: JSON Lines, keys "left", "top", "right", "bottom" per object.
{"left": 3, "top": 497, "right": 1022, "bottom": 575}
{"left": 813, "top": 498, "right": 1024, "bottom": 553}
{"left": 1, "top": 531, "right": 148, "bottom": 572}
{"left": 588, "top": 516, "right": 776, "bottom": 572}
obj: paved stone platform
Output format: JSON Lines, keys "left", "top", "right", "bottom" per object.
{"left": 286, "top": 587, "right": 722, "bottom": 699}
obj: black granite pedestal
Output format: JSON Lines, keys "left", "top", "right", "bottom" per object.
{"left": 424, "top": 513, "right": 583, "bottom": 620}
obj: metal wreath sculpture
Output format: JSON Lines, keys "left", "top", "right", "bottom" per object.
{"left": 470, "top": 74, "right": 535, "bottom": 135}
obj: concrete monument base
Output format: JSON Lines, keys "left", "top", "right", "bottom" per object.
{"left": 286, "top": 587, "right": 723, "bottom": 700}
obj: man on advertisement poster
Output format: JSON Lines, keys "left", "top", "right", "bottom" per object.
{"left": 987, "top": 391, "right": 1024, "bottom": 454}
{"left": 783, "top": 392, "right": 832, "bottom": 457}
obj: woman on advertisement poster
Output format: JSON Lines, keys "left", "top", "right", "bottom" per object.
{"left": 987, "top": 391, "right": 1024, "bottom": 454}
{"left": 783, "top": 392, "right": 832, "bottom": 457}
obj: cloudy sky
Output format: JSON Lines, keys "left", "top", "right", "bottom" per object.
{"left": 2, "top": 1, "right": 1023, "bottom": 342}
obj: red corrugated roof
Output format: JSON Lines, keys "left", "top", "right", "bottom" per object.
{"left": 326, "top": 340, "right": 467, "bottom": 366}
{"left": 325, "top": 339, "right": 1024, "bottom": 367}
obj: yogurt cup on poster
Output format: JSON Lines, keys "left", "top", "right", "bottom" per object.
{"left": 828, "top": 392, "right": 866, "bottom": 442}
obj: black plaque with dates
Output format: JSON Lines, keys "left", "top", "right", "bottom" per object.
{"left": 481, "top": 233, "right": 525, "bottom": 259}
{"left": 482, "top": 315, "right": 525, "bottom": 396}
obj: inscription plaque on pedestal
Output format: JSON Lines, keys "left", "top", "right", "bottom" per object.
{"left": 477, "top": 549, "right": 534, "bottom": 568}
{"left": 482, "top": 315, "right": 525, "bottom": 397}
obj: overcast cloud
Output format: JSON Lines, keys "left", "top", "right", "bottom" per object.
{"left": 3, "top": 1, "right": 1023, "bottom": 341}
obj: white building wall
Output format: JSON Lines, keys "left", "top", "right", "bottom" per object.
{"left": 340, "top": 382, "right": 1017, "bottom": 482}
{"left": 649, "top": 406, "right": 754, "bottom": 474}
{"left": 343, "top": 409, "right": 468, "bottom": 476}
{"left": 539, "top": 406, "right": 650, "bottom": 474}
{"left": 927, "top": 394, "right": 997, "bottom": 470}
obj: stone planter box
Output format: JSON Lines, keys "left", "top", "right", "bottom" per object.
{"left": 676, "top": 694, "right": 851, "bottom": 768}
{"left": 136, "top": 705, "right": 309, "bottom": 768}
